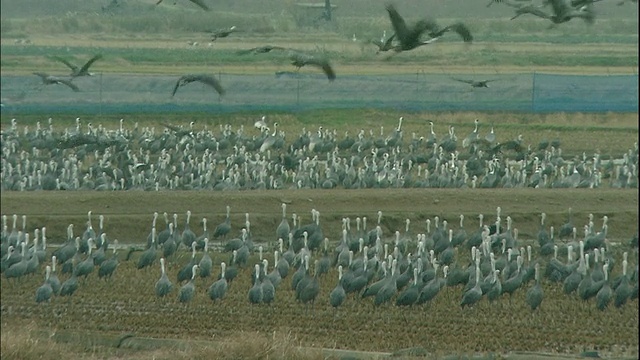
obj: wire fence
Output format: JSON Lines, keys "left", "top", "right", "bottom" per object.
{"left": 1, "top": 72, "right": 637, "bottom": 115}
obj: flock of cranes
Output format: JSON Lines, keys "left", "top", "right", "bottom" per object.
{"left": 1, "top": 116, "right": 638, "bottom": 191}
{"left": 1, "top": 203, "right": 638, "bottom": 313}
{"left": 19, "top": 0, "right": 635, "bottom": 100}
{"left": 489, "top": 0, "right": 600, "bottom": 27}
{"left": 25, "top": 2, "right": 478, "bottom": 97}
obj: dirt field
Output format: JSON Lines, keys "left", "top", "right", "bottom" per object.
{"left": 1, "top": 189, "right": 638, "bottom": 358}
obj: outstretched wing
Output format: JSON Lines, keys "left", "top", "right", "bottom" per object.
{"left": 315, "top": 59, "right": 336, "bottom": 81}
{"left": 289, "top": 51, "right": 315, "bottom": 66}
{"left": 78, "top": 54, "right": 103, "bottom": 74}
{"left": 367, "top": 36, "right": 395, "bottom": 51}
{"left": 529, "top": 5, "right": 552, "bottom": 18}
{"left": 446, "top": 23, "right": 473, "bottom": 42}
{"left": 570, "top": 4, "right": 596, "bottom": 24}
{"left": 33, "top": 72, "right": 50, "bottom": 80}
{"left": 431, "top": 22, "right": 473, "bottom": 42}
{"left": 294, "top": 54, "right": 336, "bottom": 81}
{"left": 195, "top": 74, "right": 226, "bottom": 95}
{"left": 172, "top": 76, "right": 185, "bottom": 97}
{"left": 385, "top": 4, "right": 410, "bottom": 44}
{"left": 51, "top": 56, "right": 79, "bottom": 72}
{"left": 367, "top": 38, "right": 384, "bottom": 49}
{"left": 451, "top": 78, "right": 475, "bottom": 85}
{"left": 189, "top": 0, "right": 210, "bottom": 11}
{"left": 383, "top": 33, "right": 397, "bottom": 48}
{"left": 488, "top": 0, "right": 531, "bottom": 7}
{"left": 237, "top": 45, "right": 287, "bottom": 55}
{"left": 548, "top": 0, "right": 572, "bottom": 17}
{"left": 57, "top": 78, "right": 81, "bottom": 92}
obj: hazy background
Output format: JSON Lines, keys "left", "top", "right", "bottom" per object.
{"left": 2, "top": 0, "right": 638, "bottom": 19}
{"left": 1, "top": 0, "right": 637, "bottom": 114}
{"left": 1, "top": 0, "right": 638, "bottom": 41}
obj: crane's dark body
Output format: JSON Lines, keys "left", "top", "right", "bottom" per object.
{"left": 385, "top": 4, "right": 472, "bottom": 53}
{"left": 452, "top": 78, "right": 496, "bottom": 88}
{"left": 210, "top": 26, "right": 237, "bottom": 41}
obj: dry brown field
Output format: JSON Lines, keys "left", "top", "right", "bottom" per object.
{"left": 1, "top": 187, "right": 639, "bottom": 359}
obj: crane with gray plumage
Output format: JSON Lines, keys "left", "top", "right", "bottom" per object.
{"left": 213, "top": 206, "right": 232, "bottom": 239}
{"left": 155, "top": 258, "right": 173, "bottom": 298}
{"left": 261, "top": 260, "right": 276, "bottom": 304}
{"left": 5, "top": 242, "right": 28, "bottom": 282}
{"left": 48, "top": 256, "right": 62, "bottom": 295}
{"left": 276, "top": 203, "right": 291, "bottom": 242}
{"left": 208, "top": 262, "right": 228, "bottom": 301}
{"left": 525, "top": 263, "right": 543, "bottom": 310}
{"left": 396, "top": 267, "right": 420, "bottom": 306}
{"left": 329, "top": 265, "right": 347, "bottom": 310}
{"left": 137, "top": 228, "right": 157, "bottom": 270}
{"left": 460, "top": 254, "right": 482, "bottom": 308}
{"left": 595, "top": 263, "right": 611, "bottom": 310}
{"left": 35, "top": 265, "right": 54, "bottom": 303}
{"left": 178, "top": 264, "right": 198, "bottom": 303}
{"left": 375, "top": 259, "right": 398, "bottom": 306}
{"left": 98, "top": 239, "right": 119, "bottom": 280}
{"left": 182, "top": 210, "right": 197, "bottom": 249}
{"left": 177, "top": 241, "right": 198, "bottom": 283}
{"left": 248, "top": 264, "right": 263, "bottom": 304}
{"left": 198, "top": 238, "right": 213, "bottom": 278}
{"left": 75, "top": 238, "right": 95, "bottom": 279}
{"left": 298, "top": 259, "right": 320, "bottom": 311}
{"left": 59, "top": 271, "right": 79, "bottom": 297}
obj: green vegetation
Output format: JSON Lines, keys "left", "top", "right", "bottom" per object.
{"left": 2, "top": 41, "right": 638, "bottom": 70}
{"left": 0, "top": 0, "right": 637, "bottom": 71}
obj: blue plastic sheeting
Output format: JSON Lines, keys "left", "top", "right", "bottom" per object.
{"left": 1, "top": 72, "right": 637, "bottom": 115}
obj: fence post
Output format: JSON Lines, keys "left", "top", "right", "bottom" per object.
{"left": 531, "top": 71, "right": 536, "bottom": 112}
{"left": 296, "top": 77, "right": 300, "bottom": 107}
{"left": 219, "top": 71, "right": 222, "bottom": 103}
{"left": 99, "top": 72, "right": 103, "bottom": 116}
